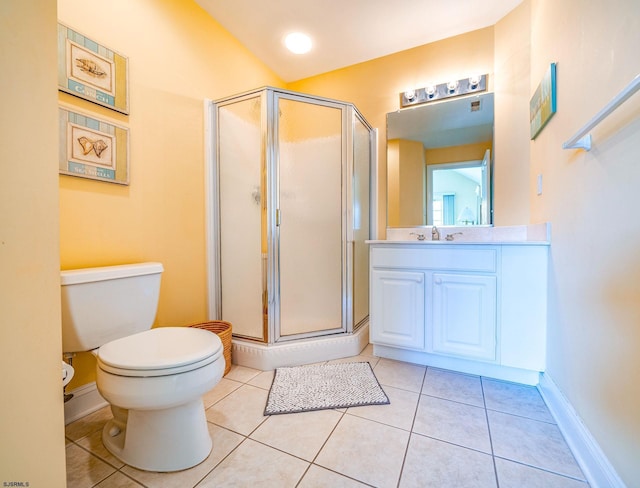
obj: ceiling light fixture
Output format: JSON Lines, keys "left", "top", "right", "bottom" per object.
{"left": 284, "top": 32, "right": 312, "bottom": 54}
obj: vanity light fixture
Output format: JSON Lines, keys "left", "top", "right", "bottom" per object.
{"left": 284, "top": 32, "right": 313, "bottom": 54}
{"left": 400, "top": 74, "right": 488, "bottom": 108}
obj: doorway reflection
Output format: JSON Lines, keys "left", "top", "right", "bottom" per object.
{"left": 427, "top": 149, "right": 490, "bottom": 226}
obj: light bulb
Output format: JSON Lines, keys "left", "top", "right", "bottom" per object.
{"left": 447, "top": 80, "right": 458, "bottom": 93}
{"left": 284, "top": 32, "right": 312, "bottom": 54}
{"left": 404, "top": 89, "right": 416, "bottom": 101}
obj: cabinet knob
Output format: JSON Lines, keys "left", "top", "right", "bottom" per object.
{"left": 434, "top": 277, "right": 442, "bottom": 285}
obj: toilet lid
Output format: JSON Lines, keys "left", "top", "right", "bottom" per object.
{"left": 98, "top": 327, "right": 222, "bottom": 373}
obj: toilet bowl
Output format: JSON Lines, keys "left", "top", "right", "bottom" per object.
{"left": 96, "top": 327, "right": 224, "bottom": 472}
{"left": 62, "top": 361, "right": 74, "bottom": 388}
{"left": 60, "top": 262, "right": 227, "bottom": 472}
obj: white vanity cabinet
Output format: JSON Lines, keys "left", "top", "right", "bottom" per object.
{"left": 370, "top": 269, "right": 426, "bottom": 349}
{"left": 431, "top": 272, "right": 497, "bottom": 361}
{"left": 368, "top": 241, "right": 548, "bottom": 385}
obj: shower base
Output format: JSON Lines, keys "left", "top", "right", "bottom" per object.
{"left": 231, "top": 322, "right": 370, "bottom": 371}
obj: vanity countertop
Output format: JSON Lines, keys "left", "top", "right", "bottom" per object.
{"left": 371, "top": 223, "right": 551, "bottom": 246}
{"left": 366, "top": 239, "right": 550, "bottom": 246}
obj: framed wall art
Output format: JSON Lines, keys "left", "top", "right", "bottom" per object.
{"left": 59, "top": 106, "right": 130, "bottom": 185}
{"left": 57, "top": 23, "right": 129, "bottom": 114}
{"left": 530, "top": 62, "right": 557, "bottom": 139}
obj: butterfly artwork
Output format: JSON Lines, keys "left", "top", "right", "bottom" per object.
{"left": 59, "top": 107, "right": 129, "bottom": 185}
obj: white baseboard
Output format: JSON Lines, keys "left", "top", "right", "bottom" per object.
{"left": 64, "top": 382, "right": 108, "bottom": 425}
{"left": 373, "top": 344, "right": 540, "bottom": 385}
{"left": 538, "top": 373, "right": 627, "bottom": 488}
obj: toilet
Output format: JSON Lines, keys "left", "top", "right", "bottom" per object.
{"left": 60, "top": 262, "right": 225, "bottom": 472}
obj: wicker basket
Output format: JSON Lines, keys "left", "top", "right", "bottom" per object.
{"left": 189, "top": 321, "right": 232, "bottom": 376}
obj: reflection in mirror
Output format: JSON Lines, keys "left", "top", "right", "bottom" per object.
{"left": 387, "top": 92, "right": 494, "bottom": 227}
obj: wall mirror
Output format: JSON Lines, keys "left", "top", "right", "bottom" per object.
{"left": 386, "top": 92, "right": 494, "bottom": 227}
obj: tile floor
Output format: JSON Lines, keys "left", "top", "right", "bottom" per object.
{"left": 65, "top": 345, "right": 590, "bottom": 487}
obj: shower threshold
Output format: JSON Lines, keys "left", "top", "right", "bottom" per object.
{"left": 231, "top": 322, "right": 370, "bottom": 371}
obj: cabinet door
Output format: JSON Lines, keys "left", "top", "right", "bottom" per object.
{"left": 431, "top": 273, "right": 496, "bottom": 361}
{"left": 370, "top": 269, "right": 425, "bottom": 350}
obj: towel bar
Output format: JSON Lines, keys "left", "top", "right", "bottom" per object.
{"left": 563, "top": 73, "right": 640, "bottom": 151}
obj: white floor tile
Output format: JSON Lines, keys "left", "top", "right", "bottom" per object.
{"left": 359, "top": 344, "right": 375, "bottom": 357}
{"left": 400, "top": 434, "right": 496, "bottom": 487}
{"left": 488, "top": 410, "right": 585, "bottom": 479}
{"left": 298, "top": 465, "right": 370, "bottom": 487}
{"left": 482, "top": 378, "right": 555, "bottom": 422}
{"left": 251, "top": 409, "right": 342, "bottom": 461}
{"left": 75, "top": 429, "right": 125, "bottom": 469}
{"left": 315, "top": 414, "right": 409, "bottom": 488}
{"left": 224, "top": 364, "right": 262, "bottom": 383}
{"left": 327, "top": 354, "right": 380, "bottom": 368}
{"left": 95, "top": 471, "right": 144, "bottom": 487}
{"left": 246, "top": 370, "right": 275, "bottom": 390}
{"left": 373, "top": 358, "right": 426, "bottom": 392}
{"left": 413, "top": 394, "right": 492, "bottom": 453}
{"left": 205, "top": 384, "right": 269, "bottom": 436}
{"left": 423, "top": 367, "right": 484, "bottom": 407}
{"left": 495, "top": 458, "right": 589, "bottom": 488}
{"left": 66, "top": 442, "right": 117, "bottom": 488}
{"left": 197, "top": 439, "right": 308, "bottom": 487}
{"left": 202, "top": 377, "right": 243, "bottom": 408}
{"left": 346, "top": 384, "right": 419, "bottom": 431}
{"left": 65, "top": 406, "right": 113, "bottom": 442}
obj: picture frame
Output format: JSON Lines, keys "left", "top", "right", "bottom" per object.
{"left": 59, "top": 105, "right": 130, "bottom": 185}
{"left": 530, "top": 62, "right": 557, "bottom": 139}
{"left": 57, "top": 22, "right": 129, "bottom": 114}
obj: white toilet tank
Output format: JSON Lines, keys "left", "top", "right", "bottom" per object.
{"left": 61, "top": 262, "right": 164, "bottom": 353}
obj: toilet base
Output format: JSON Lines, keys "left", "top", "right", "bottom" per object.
{"left": 102, "top": 399, "right": 212, "bottom": 472}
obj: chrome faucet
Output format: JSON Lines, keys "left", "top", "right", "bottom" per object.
{"left": 409, "top": 232, "right": 426, "bottom": 241}
{"left": 445, "top": 232, "right": 463, "bottom": 241}
{"left": 431, "top": 226, "right": 440, "bottom": 241}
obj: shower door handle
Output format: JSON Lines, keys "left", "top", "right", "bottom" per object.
{"left": 276, "top": 209, "right": 281, "bottom": 226}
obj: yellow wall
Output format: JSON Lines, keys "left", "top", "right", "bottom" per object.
{"left": 289, "top": 27, "right": 495, "bottom": 235}
{"left": 0, "top": 1, "right": 67, "bottom": 485}
{"left": 424, "top": 140, "right": 492, "bottom": 165}
{"left": 494, "top": 1, "right": 532, "bottom": 225}
{"left": 529, "top": 1, "right": 640, "bottom": 484}
{"left": 58, "top": 0, "right": 284, "bottom": 389}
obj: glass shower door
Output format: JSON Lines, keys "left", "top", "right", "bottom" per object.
{"left": 275, "top": 94, "right": 345, "bottom": 340}
{"left": 353, "top": 113, "right": 371, "bottom": 328}
{"left": 217, "top": 94, "right": 266, "bottom": 341}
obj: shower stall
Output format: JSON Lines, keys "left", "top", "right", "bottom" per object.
{"left": 205, "top": 87, "right": 376, "bottom": 370}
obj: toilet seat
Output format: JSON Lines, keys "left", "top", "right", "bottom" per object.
{"left": 97, "top": 327, "right": 223, "bottom": 377}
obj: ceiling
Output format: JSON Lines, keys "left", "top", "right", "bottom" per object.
{"left": 195, "top": 0, "right": 523, "bottom": 82}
